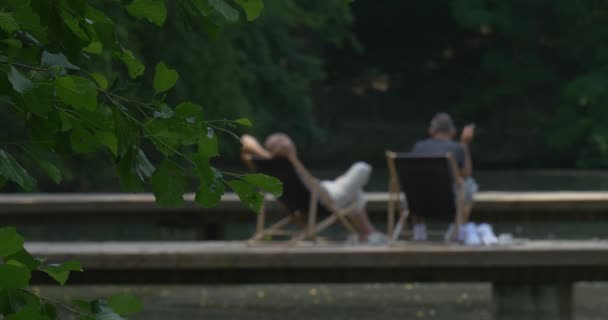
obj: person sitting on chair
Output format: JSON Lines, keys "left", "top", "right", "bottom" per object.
{"left": 241, "top": 132, "right": 387, "bottom": 245}
{"left": 410, "top": 112, "right": 498, "bottom": 245}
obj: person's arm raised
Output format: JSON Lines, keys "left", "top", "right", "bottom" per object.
{"left": 240, "top": 134, "right": 272, "bottom": 159}
{"left": 459, "top": 124, "right": 475, "bottom": 177}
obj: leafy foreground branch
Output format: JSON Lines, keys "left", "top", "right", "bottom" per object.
{"left": 0, "top": 0, "right": 288, "bottom": 319}
{"left": 1, "top": 227, "right": 143, "bottom": 320}
{"left": 0, "top": 0, "right": 282, "bottom": 213}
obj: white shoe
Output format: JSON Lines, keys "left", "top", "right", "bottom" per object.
{"left": 477, "top": 223, "right": 498, "bottom": 246}
{"left": 459, "top": 223, "right": 482, "bottom": 246}
{"left": 412, "top": 224, "right": 427, "bottom": 241}
{"left": 346, "top": 233, "right": 359, "bottom": 245}
{"left": 366, "top": 232, "right": 388, "bottom": 246}
{"left": 444, "top": 224, "right": 456, "bottom": 242}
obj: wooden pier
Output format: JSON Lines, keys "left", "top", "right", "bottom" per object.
{"left": 3, "top": 191, "right": 608, "bottom": 224}
{"left": 25, "top": 240, "right": 608, "bottom": 283}
{"left": 8, "top": 191, "right": 608, "bottom": 318}
{"left": 26, "top": 239, "right": 608, "bottom": 320}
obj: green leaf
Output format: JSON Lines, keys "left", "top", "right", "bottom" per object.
{"left": 108, "top": 293, "right": 143, "bottom": 315}
{"left": 91, "top": 73, "right": 108, "bottom": 89}
{"left": 92, "top": 300, "right": 125, "bottom": 320}
{"left": 13, "top": 6, "right": 47, "bottom": 44}
{"left": 73, "top": 299, "right": 91, "bottom": 312}
{"left": 39, "top": 260, "right": 82, "bottom": 285}
{"left": 70, "top": 125, "right": 98, "bottom": 154}
{"left": 59, "top": 111, "right": 72, "bottom": 132}
{"left": 84, "top": 41, "right": 103, "bottom": 54}
{"left": 97, "top": 131, "right": 118, "bottom": 156}
{"left": 170, "top": 102, "right": 204, "bottom": 145}
{"left": 6, "top": 249, "right": 41, "bottom": 271}
{"left": 117, "top": 148, "right": 144, "bottom": 192}
{"left": 5, "top": 303, "right": 44, "bottom": 320}
{"left": 116, "top": 148, "right": 154, "bottom": 191}
{"left": 1, "top": 39, "right": 22, "bottom": 48}
{"left": 195, "top": 164, "right": 224, "bottom": 208}
{"left": 153, "top": 62, "right": 179, "bottom": 93}
{"left": 55, "top": 76, "right": 98, "bottom": 111}
{"left": 0, "top": 289, "right": 11, "bottom": 314}
{"left": 0, "top": 227, "right": 24, "bottom": 257}
{"left": 242, "top": 173, "right": 283, "bottom": 197}
{"left": 233, "top": 0, "right": 264, "bottom": 21}
{"left": 33, "top": 158, "right": 61, "bottom": 184}
{"left": 27, "top": 115, "right": 58, "bottom": 150}
{"left": 0, "top": 264, "right": 30, "bottom": 289}
{"left": 127, "top": 0, "right": 167, "bottom": 26}
{"left": 3, "top": 0, "right": 31, "bottom": 9}
{"left": 208, "top": 0, "right": 240, "bottom": 23}
{"left": 0, "top": 150, "right": 37, "bottom": 192}
{"left": 135, "top": 149, "right": 155, "bottom": 180}
{"left": 151, "top": 160, "right": 187, "bottom": 207}
{"left": 226, "top": 180, "right": 263, "bottom": 213}
{"left": 113, "top": 109, "right": 139, "bottom": 157}
{"left": 41, "top": 51, "right": 79, "bottom": 70}
{"left": 1, "top": 290, "right": 39, "bottom": 317}
{"left": 8, "top": 67, "right": 33, "bottom": 94}
{"left": 85, "top": 4, "right": 114, "bottom": 25}
{"left": 201, "top": 16, "right": 222, "bottom": 38}
{"left": 192, "top": 0, "right": 213, "bottom": 16}
{"left": 0, "top": 12, "right": 19, "bottom": 34}
{"left": 174, "top": 102, "right": 203, "bottom": 119}
{"left": 153, "top": 104, "right": 174, "bottom": 119}
{"left": 41, "top": 302, "right": 57, "bottom": 319}
{"left": 144, "top": 119, "right": 180, "bottom": 155}
{"left": 22, "top": 84, "right": 53, "bottom": 116}
{"left": 59, "top": 4, "right": 90, "bottom": 41}
{"left": 234, "top": 118, "right": 252, "bottom": 126}
{"left": 117, "top": 49, "right": 145, "bottom": 79}
{"left": 199, "top": 127, "right": 219, "bottom": 158}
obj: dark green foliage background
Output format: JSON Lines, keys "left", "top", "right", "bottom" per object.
{"left": 4, "top": 0, "right": 608, "bottom": 192}
{"left": 320, "top": 0, "right": 608, "bottom": 169}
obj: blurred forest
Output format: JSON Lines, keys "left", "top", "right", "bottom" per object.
{"left": 5, "top": 0, "right": 608, "bottom": 191}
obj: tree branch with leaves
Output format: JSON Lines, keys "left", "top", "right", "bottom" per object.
{"left": 0, "top": 0, "right": 283, "bottom": 319}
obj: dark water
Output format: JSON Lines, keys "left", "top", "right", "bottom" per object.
{"left": 36, "top": 283, "right": 608, "bottom": 320}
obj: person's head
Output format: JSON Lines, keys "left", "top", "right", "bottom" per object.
{"left": 429, "top": 112, "right": 456, "bottom": 139}
{"left": 264, "top": 132, "right": 297, "bottom": 159}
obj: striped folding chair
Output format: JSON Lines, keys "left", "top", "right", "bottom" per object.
{"left": 243, "top": 155, "right": 358, "bottom": 244}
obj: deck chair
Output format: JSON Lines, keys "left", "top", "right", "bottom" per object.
{"left": 243, "top": 155, "right": 358, "bottom": 244}
{"left": 385, "top": 151, "right": 465, "bottom": 242}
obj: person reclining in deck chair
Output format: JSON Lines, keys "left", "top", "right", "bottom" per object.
{"left": 410, "top": 112, "right": 498, "bottom": 245}
{"left": 241, "top": 132, "right": 387, "bottom": 245}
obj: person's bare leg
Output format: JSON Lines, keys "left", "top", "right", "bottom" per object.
{"left": 463, "top": 203, "right": 473, "bottom": 223}
{"left": 411, "top": 214, "right": 428, "bottom": 241}
{"left": 347, "top": 209, "right": 376, "bottom": 241}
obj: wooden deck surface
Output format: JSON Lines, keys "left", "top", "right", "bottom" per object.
{"left": 25, "top": 240, "right": 608, "bottom": 268}
{"left": 2, "top": 192, "right": 608, "bottom": 227}
{"left": 4, "top": 191, "right": 608, "bottom": 213}
{"left": 25, "top": 240, "right": 608, "bottom": 284}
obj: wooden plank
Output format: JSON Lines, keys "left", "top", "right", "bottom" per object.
{"left": 4, "top": 191, "right": 608, "bottom": 213}
{"left": 4, "top": 192, "right": 608, "bottom": 226}
{"left": 25, "top": 240, "right": 608, "bottom": 285}
{"left": 25, "top": 240, "right": 608, "bottom": 269}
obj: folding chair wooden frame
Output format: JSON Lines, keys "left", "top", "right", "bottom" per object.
{"left": 243, "top": 155, "right": 359, "bottom": 244}
{"left": 385, "top": 151, "right": 466, "bottom": 242}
